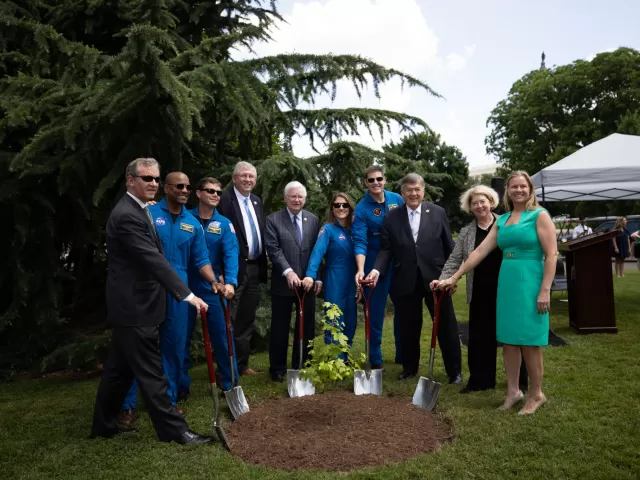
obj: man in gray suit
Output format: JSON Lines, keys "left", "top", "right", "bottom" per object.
{"left": 265, "top": 181, "right": 322, "bottom": 382}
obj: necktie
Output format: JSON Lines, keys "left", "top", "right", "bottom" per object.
{"left": 293, "top": 214, "right": 302, "bottom": 245}
{"left": 144, "top": 207, "right": 154, "bottom": 228}
{"left": 410, "top": 210, "right": 419, "bottom": 242}
{"left": 244, "top": 197, "right": 260, "bottom": 258}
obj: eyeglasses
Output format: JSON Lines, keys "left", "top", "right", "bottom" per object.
{"left": 134, "top": 175, "right": 161, "bottom": 184}
{"left": 166, "top": 183, "right": 192, "bottom": 191}
{"left": 333, "top": 202, "right": 350, "bottom": 209}
{"left": 367, "top": 176, "right": 384, "bottom": 183}
{"left": 199, "top": 188, "right": 223, "bottom": 196}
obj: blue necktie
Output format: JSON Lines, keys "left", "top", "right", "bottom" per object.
{"left": 244, "top": 197, "right": 260, "bottom": 258}
{"left": 293, "top": 214, "right": 302, "bottom": 245}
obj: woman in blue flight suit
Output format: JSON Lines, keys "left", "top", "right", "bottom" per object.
{"left": 182, "top": 200, "right": 240, "bottom": 393}
{"left": 302, "top": 193, "right": 358, "bottom": 351}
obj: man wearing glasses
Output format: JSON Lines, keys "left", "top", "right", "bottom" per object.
{"left": 91, "top": 159, "right": 211, "bottom": 444}
{"left": 353, "top": 165, "right": 404, "bottom": 369}
{"left": 218, "top": 161, "right": 268, "bottom": 376}
{"left": 181, "top": 177, "right": 239, "bottom": 398}
{"left": 120, "top": 171, "right": 217, "bottom": 423}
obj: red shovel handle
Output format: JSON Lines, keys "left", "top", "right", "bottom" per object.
{"left": 358, "top": 279, "right": 375, "bottom": 341}
{"left": 431, "top": 289, "right": 447, "bottom": 349}
{"left": 200, "top": 306, "right": 217, "bottom": 384}
{"left": 293, "top": 287, "right": 307, "bottom": 340}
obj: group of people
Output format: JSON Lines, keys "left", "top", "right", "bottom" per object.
{"left": 90, "top": 158, "right": 555, "bottom": 445}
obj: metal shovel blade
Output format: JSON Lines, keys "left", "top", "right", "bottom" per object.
{"left": 412, "top": 376, "right": 441, "bottom": 412}
{"left": 224, "top": 386, "right": 250, "bottom": 420}
{"left": 353, "top": 368, "right": 383, "bottom": 395}
{"left": 286, "top": 369, "right": 316, "bottom": 398}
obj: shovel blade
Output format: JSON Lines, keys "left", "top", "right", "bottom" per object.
{"left": 353, "top": 369, "right": 383, "bottom": 395}
{"left": 224, "top": 386, "right": 250, "bottom": 420}
{"left": 286, "top": 369, "right": 315, "bottom": 398}
{"left": 412, "top": 376, "right": 441, "bottom": 412}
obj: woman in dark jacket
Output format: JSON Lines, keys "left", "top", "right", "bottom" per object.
{"left": 432, "top": 185, "right": 527, "bottom": 393}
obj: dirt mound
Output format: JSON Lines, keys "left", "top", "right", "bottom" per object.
{"left": 225, "top": 391, "right": 454, "bottom": 471}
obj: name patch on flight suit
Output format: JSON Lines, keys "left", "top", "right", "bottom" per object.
{"left": 180, "top": 223, "right": 194, "bottom": 233}
{"left": 207, "top": 224, "right": 222, "bottom": 234}
{"left": 373, "top": 208, "right": 382, "bottom": 216}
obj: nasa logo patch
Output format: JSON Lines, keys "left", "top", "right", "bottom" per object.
{"left": 155, "top": 217, "right": 166, "bottom": 226}
{"left": 338, "top": 233, "right": 346, "bottom": 241}
{"left": 373, "top": 208, "right": 382, "bottom": 216}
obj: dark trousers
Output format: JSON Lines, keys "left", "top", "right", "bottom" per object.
{"left": 229, "top": 263, "right": 261, "bottom": 372}
{"left": 269, "top": 293, "right": 316, "bottom": 375}
{"left": 468, "top": 298, "right": 528, "bottom": 390}
{"left": 90, "top": 326, "right": 187, "bottom": 441}
{"left": 395, "top": 276, "right": 462, "bottom": 379}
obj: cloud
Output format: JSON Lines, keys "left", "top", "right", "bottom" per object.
{"left": 234, "top": 0, "right": 478, "bottom": 161}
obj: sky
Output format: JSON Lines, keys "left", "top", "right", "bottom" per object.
{"left": 236, "top": 0, "right": 640, "bottom": 169}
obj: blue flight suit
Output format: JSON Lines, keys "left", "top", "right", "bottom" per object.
{"left": 305, "top": 222, "right": 357, "bottom": 350}
{"left": 352, "top": 189, "right": 404, "bottom": 366}
{"left": 182, "top": 206, "right": 240, "bottom": 392}
{"left": 122, "top": 199, "right": 211, "bottom": 409}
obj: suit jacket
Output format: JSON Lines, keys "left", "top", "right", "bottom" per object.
{"left": 439, "top": 213, "right": 500, "bottom": 304}
{"left": 105, "top": 194, "right": 191, "bottom": 327}
{"left": 374, "top": 202, "right": 455, "bottom": 297}
{"left": 265, "top": 208, "right": 321, "bottom": 296}
{"left": 218, "top": 188, "right": 268, "bottom": 283}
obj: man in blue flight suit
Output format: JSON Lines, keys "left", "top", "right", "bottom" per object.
{"left": 119, "top": 172, "right": 216, "bottom": 426}
{"left": 181, "top": 177, "right": 239, "bottom": 397}
{"left": 353, "top": 165, "right": 404, "bottom": 369}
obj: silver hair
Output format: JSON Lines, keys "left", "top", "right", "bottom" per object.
{"left": 125, "top": 158, "right": 159, "bottom": 179}
{"left": 400, "top": 173, "right": 425, "bottom": 191}
{"left": 233, "top": 161, "right": 257, "bottom": 177}
{"left": 284, "top": 181, "right": 307, "bottom": 197}
{"left": 459, "top": 185, "right": 500, "bottom": 213}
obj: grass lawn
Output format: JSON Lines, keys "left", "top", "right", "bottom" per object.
{"left": 1, "top": 273, "right": 639, "bottom": 479}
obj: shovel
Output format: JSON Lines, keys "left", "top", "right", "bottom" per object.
{"left": 354, "top": 279, "right": 383, "bottom": 395}
{"left": 287, "top": 286, "right": 316, "bottom": 398}
{"left": 200, "top": 306, "right": 230, "bottom": 451}
{"left": 412, "top": 289, "right": 446, "bottom": 412}
{"left": 220, "top": 293, "right": 250, "bottom": 420}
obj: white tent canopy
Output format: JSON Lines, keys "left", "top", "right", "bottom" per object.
{"left": 532, "top": 133, "right": 640, "bottom": 201}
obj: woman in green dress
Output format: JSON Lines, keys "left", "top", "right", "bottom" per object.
{"left": 438, "top": 171, "right": 557, "bottom": 415}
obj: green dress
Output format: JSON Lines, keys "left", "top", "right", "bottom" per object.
{"left": 496, "top": 208, "right": 549, "bottom": 346}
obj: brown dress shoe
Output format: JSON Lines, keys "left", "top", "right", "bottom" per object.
{"left": 172, "top": 406, "right": 185, "bottom": 416}
{"left": 240, "top": 368, "right": 262, "bottom": 376}
{"left": 118, "top": 408, "right": 137, "bottom": 427}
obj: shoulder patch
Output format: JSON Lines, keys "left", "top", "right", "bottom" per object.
{"left": 373, "top": 208, "right": 382, "bottom": 216}
{"left": 229, "top": 223, "right": 236, "bottom": 234}
{"left": 180, "top": 223, "right": 194, "bottom": 233}
{"left": 318, "top": 228, "right": 325, "bottom": 237}
{"left": 388, "top": 204, "right": 398, "bottom": 210}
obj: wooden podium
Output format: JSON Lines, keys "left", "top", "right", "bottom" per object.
{"left": 559, "top": 231, "right": 618, "bottom": 334}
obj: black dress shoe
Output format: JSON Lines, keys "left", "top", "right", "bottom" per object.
{"left": 397, "top": 371, "right": 417, "bottom": 380}
{"left": 271, "top": 373, "right": 285, "bottom": 383}
{"left": 174, "top": 430, "right": 213, "bottom": 444}
{"left": 449, "top": 374, "right": 463, "bottom": 385}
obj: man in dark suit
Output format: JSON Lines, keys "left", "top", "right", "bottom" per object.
{"left": 265, "top": 181, "right": 322, "bottom": 382}
{"left": 90, "top": 158, "right": 212, "bottom": 444}
{"left": 366, "top": 173, "right": 462, "bottom": 384}
{"left": 218, "top": 161, "right": 267, "bottom": 376}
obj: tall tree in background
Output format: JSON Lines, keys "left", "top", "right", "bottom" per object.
{"left": 0, "top": 0, "right": 440, "bottom": 369}
{"left": 486, "top": 48, "right": 640, "bottom": 175}
{"left": 385, "top": 131, "right": 469, "bottom": 230}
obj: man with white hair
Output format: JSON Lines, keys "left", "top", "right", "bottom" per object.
{"left": 264, "top": 181, "right": 322, "bottom": 382}
{"left": 218, "top": 161, "right": 267, "bottom": 376}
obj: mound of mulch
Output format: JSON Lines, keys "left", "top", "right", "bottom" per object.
{"left": 225, "top": 391, "right": 454, "bottom": 471}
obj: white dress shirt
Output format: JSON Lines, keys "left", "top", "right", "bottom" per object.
{"left": 572, "top": 223, "right": 592, "bottom": 239}
{"left": 126, "top": 192, "right": 194, "bottom": 302}
{"left": 234, "top": 186, "right": 263, "bottom": 259}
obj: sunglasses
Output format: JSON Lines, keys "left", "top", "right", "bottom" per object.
{"left": 134, "top": 175, "right": 161, "bottom": 184}
{"left": 332, "top": 202, "right": 350, "bottom": 209}
{"left": 367, "top": 176, "right": 384, "bottom": 183}
{"left": 165, "top": 183, "right": 192, "bottom": 191}
{"left": 199, "top": 188, "right": 223, "bottom": 196}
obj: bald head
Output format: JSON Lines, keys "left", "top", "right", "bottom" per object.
{"left": 163, "top": 171, "right": 191, "bottom": 206}
{"left": 165, "top": 172, "right": 188, "bottom": 185}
